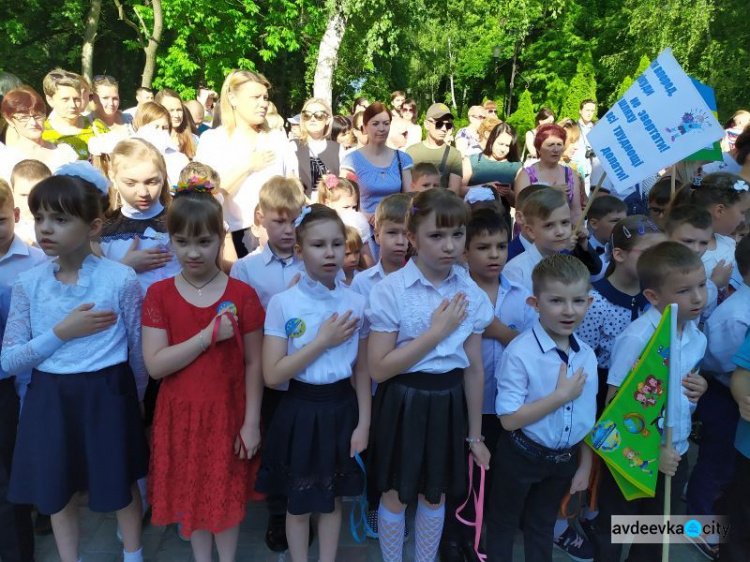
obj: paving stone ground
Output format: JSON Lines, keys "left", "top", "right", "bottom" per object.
{"left": 33, "top": 498, "right": 706, "bottom": 561}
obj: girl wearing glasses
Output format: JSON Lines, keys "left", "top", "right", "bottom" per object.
{"left": 1, "top": 88, "right": 77, "bottom": 180}
{"left": 41, "top": 69, "right": 109, "bottom": 160}
{"left": 289, "top": 98, "right": 343, "bottom": 199}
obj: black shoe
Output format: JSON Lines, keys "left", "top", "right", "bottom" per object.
{"left": 265, "top": 515, "right": 288, "bottom": 552}
{"left": 439, "top": 539, "right": 467, "bottom": 562}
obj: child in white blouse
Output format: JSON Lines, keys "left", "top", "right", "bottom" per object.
{"left": 256, "top": 204, "right": 370, "bottom": 562}
{"left": 671, "top": 172, "right": 750, "bottom": 294}
{"left": 489, "top": 254, "right": 597, "bottom": 562}
{"left": 598, "top": 242, "right": 709, "bottom": 562}
{"left": 366, "top": 188, "right": 493, "bottom": 562}
{"left": 1, "top": 175, "right": 148, "bottom": 562}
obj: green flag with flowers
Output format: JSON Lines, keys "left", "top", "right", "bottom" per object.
{"left": 585, "top": 305, "right": 673, "bottom": 500}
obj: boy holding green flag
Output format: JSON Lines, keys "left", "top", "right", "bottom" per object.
{"left": 595, "top": 242, "right": 708, "bottom": 561}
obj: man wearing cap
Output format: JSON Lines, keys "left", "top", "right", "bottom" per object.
{"left": 406, "top": 103, "right": 463, "bottom": 193}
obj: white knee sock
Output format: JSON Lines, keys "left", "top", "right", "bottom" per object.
{"left": 378, "top": 503, "right": 406, "bottom": 562}
{"left": 414, "top": 502, "right": 445, "bottom": 562}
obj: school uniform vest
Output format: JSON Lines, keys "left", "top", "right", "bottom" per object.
{"left": 294, "top": 139, "right": 340, "bottom": 196}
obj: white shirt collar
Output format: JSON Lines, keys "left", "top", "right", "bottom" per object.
{"left": 121, "top": 200, "right": 164, "bottom": 220}
{"left": 402, "top": 258, "right": 459, "bottom": 289}
{"left": 298, "top": 273, "right": 344, "bottom": 300}
{"left": 261, "top": 244, "right": 296, "bottom": 267}
{"left": 531, "top": 320, "right": 582, "bottom": 356}
{"left": 0, "top": 235, "right": 32, "bottom": 262}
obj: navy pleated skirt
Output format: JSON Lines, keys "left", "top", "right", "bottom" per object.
{"left": 9, "top": 363, "right": 149, "bottom": 515}
{"left": 255, "top": 378, "right": 363, "bottom": 515}
{"left": 368, "top": 369, "right": 467, "bottom": 505}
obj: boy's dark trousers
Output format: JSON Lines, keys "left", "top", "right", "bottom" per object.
{"left": 487, "top": 430, "right": 578, "bottom": 562}
{"left": 595, "top": 455, "right": 688, "bottom": 562}
{"left": 686, "top": 377, "right": 738, "bottom": 515}
{"left": 721, "top": 451, "right": 750, "bottom": 562}
{"left": 0, "top": 378, "right": 34, "bottom": 562}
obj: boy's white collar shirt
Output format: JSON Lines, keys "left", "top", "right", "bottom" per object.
{"left": 0, "top": 236, "right": 47, "bottom": 289}
{"left": 480, "top": 275, "right": 538, "bottom": 414}
{"left": 366, "top": 259, "right": 493, "bottom": 374}
{"left": 607, "top": 306, "right": 706, "bottom": 455}
{"left": 495, "top": 320, "right": 598, "bottom": 449}
{"left": 503, "top": 243, "right": 544, "bottom": 293}
{"left": 703, "top": 282, "right": 750, "bottom": 386}
{"left": 350, "top": 260, "right": 388, "bottom": 299}
{"left": 230, "top": 244, "right": 304, "bottom": 310}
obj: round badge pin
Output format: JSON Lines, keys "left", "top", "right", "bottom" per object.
{"left": 285, "top": 318, "right": 306, "bottom": 338}
{"left": 217, "top": 301, "right": 238, "bottom": 316}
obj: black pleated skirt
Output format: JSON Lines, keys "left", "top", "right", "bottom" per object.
{"left": 9, "top": 364, "right": 149, "bottom": 515}
{"left": 255, "top": 378, "right": 363, "bottom": 515}
{"left": 368, "top": 369, "right": 467, "bottom": 505}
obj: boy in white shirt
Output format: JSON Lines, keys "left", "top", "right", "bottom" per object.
{"left": 598, "top": 242, "right": 709, "bottom": 562}
{"left": 504, "top": 188, "right": 601, "bottom": 292}
{"left": 229, "top": 176, "right": 307, "bottom": 552}
{"left": 686, "top": 235, "right": 750, "bottom": 557}
{"left": 488, "top": 254, "right": 598, "bottom": 562}
{"left": 0, "top": 181, "right": 45, "bottom": 562}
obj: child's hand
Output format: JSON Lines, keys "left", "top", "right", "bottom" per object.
{"left": 682, "top": 373, "right": 708, "bottom": 402}
{"left": 316, "top": 311, "right": 360, "bottom": 349}
{"left": 248, "top": 149, "right": 276, "bottom": 173}
{"left": 738, "top": 395, "right": 750, "bottom": 422}
{"left": 659, "top": 445, "right": 681, "bottom": 476}
{"left": 710, "top": 259, "right": 733, "bottom": 288}
{"left": 350, "top": 424, "right": 369, "bottom": 457}
{"left": 430, "top": 293, "right": 468, "bottom": 340}
{"left": 570, "top": 465, "right": 591, "bottom": 494}
{"left": 205, "top": 312, "right": 237, "bottom": 343}
{"left": 121, "top": 237, "right": 172, "bottom": 273}
{"left": 470, "top": 441, "right": 491, "bottom": 470}
{"left": 574, "top": 229, "right": 589, "bottom": 251}
{"left": 554, "top": 364, "right": 587, "bottom": 403}
{"left": 54, "top": 303, "right": 118, "bottom": 341}
{"left": 235, "top": 423, "right": 261, "bottom": 460}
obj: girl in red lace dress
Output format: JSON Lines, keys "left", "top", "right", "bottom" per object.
{"left": 141, "top": 183, "right": 264, "bottom": 562}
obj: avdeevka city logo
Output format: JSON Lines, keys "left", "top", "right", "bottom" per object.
{"left": 684, "top": 519, "right": 702, "bottom": 539}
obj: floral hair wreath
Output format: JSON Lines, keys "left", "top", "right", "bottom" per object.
{"left": 294, "top": 205, "right": 312, "bottom": 228}
{"left": 171, "top": 175, "right": 215, "bottom": 196}
{"left": 323, "top": 173, "right": 339, "bottom": 189}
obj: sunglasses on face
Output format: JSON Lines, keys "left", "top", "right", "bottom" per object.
{"left": 431, "top": 120, "right": 454, "bottom": 130}
{"left": 302, "top": 110, "right": 329, "bottom": 121}
{"left": 487, "top": 109, "right": 497, "bottom": 114}
{"left": 93, "top": 74, "right": 116, "bottom": 83}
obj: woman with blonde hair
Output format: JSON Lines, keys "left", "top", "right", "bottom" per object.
{"left": 195, "top": 70, "right": 292, "bottom": 257}
{"left": 290, "top": 97, "right": 343, "bottom": 198}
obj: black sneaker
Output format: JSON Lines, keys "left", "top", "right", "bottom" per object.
{"left": 553, "top": 526, "right": 595, "bottom": 562}
{"left": 578, "top": 517, "right": 600, "bottom": 545}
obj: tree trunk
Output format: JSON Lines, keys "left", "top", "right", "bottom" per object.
{"left": 507, "top": 39, "right": 520, "bottom": 116}
{"left": 447, "top": 38, "right": 457, "bottom": 109}
{"left": 81, "top": 0, "right": 102, "bottom": 83}
{"left": 141, "top": 0, "right": 163, "bottom": 87}
{"left": 313, "top": 4, "right": 346, "bottom": 109}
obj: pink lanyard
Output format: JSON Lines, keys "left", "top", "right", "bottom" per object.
{"left": 210, "top": 310, "right": 243, "bottom": 351}
{"left": 455, "top": 455, "right": 487, "bottom": 561}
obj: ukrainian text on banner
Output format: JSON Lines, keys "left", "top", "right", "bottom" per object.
{"left": 587, "top": 49, "right": 724, "bottom": 193}
{"left": 585, "top": 305, "right": 672, "bottom": 500}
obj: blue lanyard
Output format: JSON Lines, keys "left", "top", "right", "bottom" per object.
{"left": 349, "top": 451, "right": 377, "bottom": 542}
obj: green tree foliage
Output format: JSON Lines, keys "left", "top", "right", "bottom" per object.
{"left": 0, "top": 0, "right": 748, "bottom": 121}
{"left": 506, "top": 89, "right": 536, "bottom": 140}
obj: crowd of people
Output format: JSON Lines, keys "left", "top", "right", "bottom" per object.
{"left": 1, "top": 65, "right": 750, "bottom": 562}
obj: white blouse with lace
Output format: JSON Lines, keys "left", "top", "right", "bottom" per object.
{"left": 0, "top": 254, "right": 147, "bottom": 399}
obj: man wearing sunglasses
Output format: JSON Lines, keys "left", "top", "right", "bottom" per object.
{"left": 406, "top": 103, "right": 463, "bottom": 194}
